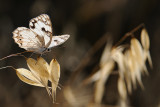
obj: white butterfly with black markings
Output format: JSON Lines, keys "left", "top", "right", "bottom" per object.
{"left": 12, "top": 14, "right": 70, "bottom": 54}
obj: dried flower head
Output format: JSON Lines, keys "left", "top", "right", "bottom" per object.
{"left": 84, "top": 25, "right": 152, "bottom": 106}
{"left": 16, "top": 57, "right": 60, "bottom": 103}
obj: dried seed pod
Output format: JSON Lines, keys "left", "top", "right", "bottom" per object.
{"left": 141, "top": 28, "right": 150, "bottom": 50}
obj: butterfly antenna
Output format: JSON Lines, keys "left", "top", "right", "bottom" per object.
{"left": 0, "top": 51, "right": 31, "bottom": 61}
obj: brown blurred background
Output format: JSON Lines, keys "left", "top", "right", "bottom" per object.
{"left": 0, "top": 0, "right": 160, "bottom": 107}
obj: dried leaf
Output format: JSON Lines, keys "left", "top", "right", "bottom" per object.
{"left": 100, "top": 41, "right": 112, "bottom": 67}
{"left": 141, "top": 28, "right": 152, "bottom": 68}
{"left": 131, "top": 38, "right": 143, "bottom": 60}
{"left": 50, "top": 59, "right": 60, "bottom": 84}
{"left": 141, "top": 28, "right": 150, "bottom": 50}
{"left": 118, "top": 77, "right": 127, "bottom": 100}
{"left": 131, "top": 38, "right": 148, "bottom": 75}
{"left": 125, "top": 49, "right": 137, "bottom": 89}
{"left": 111, "top": 46, "right": 125, "bottom": 78}
{"left": 83, "top": 70, "right": 101, "bottom": 85}
{"left": 63, "top": 86, "right": 77, "bottom": 106}
{"left": 27, "top": 57, "right": 50, "bottom": 85}
{"left": 124, "top": 50, "right": 133, "bottom": 94}
{"left": 127, "top": 49, "right": 144, "bottom": 89}
{"left": 147, "top": 51, "right": 153, "bottom": 68}
{"left": 16, "top": 68, "right": 44, "bottom": 87}
{"left": 94, "top": 60, "right": 114, "bottom": 103}
{"left": 125, "top": 71, "right": 132, "bottom": 94}
{"left": 49, "top": 59, "right": 60, "bottom": 103}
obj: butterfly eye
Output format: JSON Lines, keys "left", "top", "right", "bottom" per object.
{"left": 47, "top": 48, "right": 51, "bottom": 52}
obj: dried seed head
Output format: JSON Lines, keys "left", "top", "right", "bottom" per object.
{"left": 15, "top": 57, "right": 60, "bottom": 103}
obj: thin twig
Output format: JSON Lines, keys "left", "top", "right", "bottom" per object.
{"left": 0, "top": 66, "right": 15, "bottom": 70}
{"left": 114, "top": 23, "right": 145, "bottom": 47}
{"left": 0, "top": 51, "right": 31, "bottom": 61}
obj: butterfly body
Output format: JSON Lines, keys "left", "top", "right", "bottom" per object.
{"left": 13, "top": 14, "right": 70, "bottom": 54}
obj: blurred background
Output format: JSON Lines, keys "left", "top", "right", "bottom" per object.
{"left": 0, "top": 0, "right": 160, "bottom": 107}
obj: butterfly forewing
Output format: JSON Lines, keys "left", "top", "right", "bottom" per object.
{"left": 13, "top": 27, "right": 45, "bottom": 52}
{"left": 29, "top": 14, "right": 52, "bottom": 47}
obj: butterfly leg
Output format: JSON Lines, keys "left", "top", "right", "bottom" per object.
{"left": 34, "top": 54, "right": 41, "bottom": 65}
{"left": 29, "top": 52, "right": 35, "bottom": 58}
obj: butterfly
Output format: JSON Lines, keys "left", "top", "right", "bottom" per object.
{"left": 12, "top": 14, "right": 70, "bottom": 54}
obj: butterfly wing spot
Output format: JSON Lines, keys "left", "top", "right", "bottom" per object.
{"left": 41, "top": 27, "right": 45, "bottom": 31}
{"left": 30, "top": 20, "right": 37, "bottom": 29}
{"left": 53, "top": 39, "right": 60, "bottom": 45}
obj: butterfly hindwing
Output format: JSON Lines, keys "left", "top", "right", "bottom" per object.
{"left": 29, "top": 14, "right": 52, "bottom": 47}
{"left": 48, "top": 34, "right": 70, "bottom": 48}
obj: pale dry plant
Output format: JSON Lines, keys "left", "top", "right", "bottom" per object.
{"left": 61, "top": 35, "right": 109, "bottom": 107}
{"left": 2, "top": 57, "right": 61, "bottom": 103}
{"left": 62, "top": 85, "right": 92, "bottom": 107}
{"left": 84, "top": 25, "right": 152, "bottom": 107}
